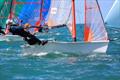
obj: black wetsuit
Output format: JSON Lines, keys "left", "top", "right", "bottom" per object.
{"left": 0, "top": 26, "right": 5, "bottom": 35}
{"left": 9, "top": 26, "right": 42, "bottom": 45}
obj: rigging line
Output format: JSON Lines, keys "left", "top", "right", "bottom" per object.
{"left": 96, "top": 0, "right": 108, "bottom": 40}
{"left": 50, "top": 24, "right": 66, "bottom": 29}
{"left": 65, "top": 6, "right": 72, "bottom": 25}
{"left": 41, "top": 0, "right": 50, "bottom": 25}
{"left": 96, "top": 0, "right": 105, "bottom": 29}
{"left": 39, "top": 0, "right": 44, "bottom": 24}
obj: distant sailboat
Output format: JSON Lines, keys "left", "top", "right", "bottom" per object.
{"left": 23, "top": 0, "right": 109, "bottom": 54}
{"left": 105, "top": 0, "right": 120, "bottom": 28}
{"left": 0, "top": 0, "right": 50, "bottom": 41}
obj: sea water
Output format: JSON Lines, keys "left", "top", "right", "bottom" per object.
{"left": 0, "top": 25, "right": 120, "bottom": 80}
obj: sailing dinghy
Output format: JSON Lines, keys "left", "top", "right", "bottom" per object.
{"left": 23, "top": 0, "right": 109, "bottom": 54}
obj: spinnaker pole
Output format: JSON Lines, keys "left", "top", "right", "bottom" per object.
{"left": 71, "top": 0, "right": 76, "bottom": 42}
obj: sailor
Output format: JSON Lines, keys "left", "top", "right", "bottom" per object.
{"left": 0, "top": 26, "right": 5, "bottom": 35}
{"left": 5, "top": 19, "right": 13, "bottom": 34}
{"left": 34, "top": 22, "right": 49, "bottom": 34}
{"left": 9, "top": 23, "right": 48, "bottom": 45}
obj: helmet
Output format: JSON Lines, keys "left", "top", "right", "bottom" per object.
{"left": 24, "top": 23, "right": 31, "bottom": 28}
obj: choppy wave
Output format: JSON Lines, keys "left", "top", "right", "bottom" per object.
{"left": 0, "top": 27, "right": 120, "bottom": 79}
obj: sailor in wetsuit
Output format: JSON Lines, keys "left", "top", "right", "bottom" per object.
{"left": 9, "top": 23, "right": 47, "bottom": 45}
{"left": 0, "top": 26, "right": 5, "bottom": 35}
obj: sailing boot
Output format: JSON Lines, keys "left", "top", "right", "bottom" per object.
{"left": 41, "top": 40, "right": 48, "bottom": 45}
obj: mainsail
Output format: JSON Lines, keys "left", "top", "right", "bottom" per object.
{"left": 105, "top": 0, "right": 120, "bottom": 27}
{"left": 46, "top": 0, "right": 77, "bottom": 41}
{"left": 47, "top": 0, "right": 108, "bottom": 42}
{"left": 0, "top": 0, "right": 51, "bottom": 28}
{"left": 84, "top": 0, "right": 108, "bottom": 42}
{"left": 47, "top": 0, "right": 72, "bottom": 28}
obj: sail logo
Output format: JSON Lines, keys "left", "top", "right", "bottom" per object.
{"left": 50, "top": 8, "right": 57, "bottom": 14}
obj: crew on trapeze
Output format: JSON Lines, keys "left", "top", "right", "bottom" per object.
{"left": 5, "top": 18, "right": 48, "bottom": 45}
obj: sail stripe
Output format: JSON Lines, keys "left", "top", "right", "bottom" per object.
{"left": 47, "top": 0, "right": 71, "bottom": 28}
{"left": 84, "top": 0, "right": 108, "bottom": 42}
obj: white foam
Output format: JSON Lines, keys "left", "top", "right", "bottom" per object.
{"left": 22, "top": 52, "right": 48, "bottom": 57}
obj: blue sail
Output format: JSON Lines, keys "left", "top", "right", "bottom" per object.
{"left": 0, "top": 0, "right": 51, "bottom": 27}
{"left": 18, "top": 0, "right": 51, "bottom": 26}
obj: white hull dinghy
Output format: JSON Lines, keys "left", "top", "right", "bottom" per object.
{"left": 22, "top": 0, "right": 109, "bottom": 54}
{"left": 23, "top": 41, "right": 109, "bottom": 54}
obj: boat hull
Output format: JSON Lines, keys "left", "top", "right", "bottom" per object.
{"left": 0, "top": 33, "right": 49, "bottom": 41}
{"left": 22, "top": 41, "right": 109, "bottom": 54}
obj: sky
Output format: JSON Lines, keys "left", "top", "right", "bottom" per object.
{"left": 98, "top": 0, "right": 115, "bottom": 18}
{"left": 75, "top": 0, "right": 115, "bottom": 23}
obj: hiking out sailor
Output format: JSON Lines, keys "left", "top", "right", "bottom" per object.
{"left": 5, "top": 18, "right": 18, "bottom": 34}
{"left": 9, "top": 23, "right": 48, "bottom": 45}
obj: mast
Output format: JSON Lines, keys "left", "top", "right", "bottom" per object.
{"left": 71, "top": 0, "right": 76, "bottom": 42}
{"left": 9, "top": 0, "right": 13, "bottom": 20}
{"left": 84, "top": 0, "right": 87, "bottom": 42}
{"left": 96, "top": 0, "right": 105, "bottom": 27}
{"left": 9, "top": 0, "right": 16, "bottom": 20}
{"left": 40, "top": 0, "right": 43, "bottom": 25}
{"left": 34, "top": 0, "right": 44, "bottom": 32}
